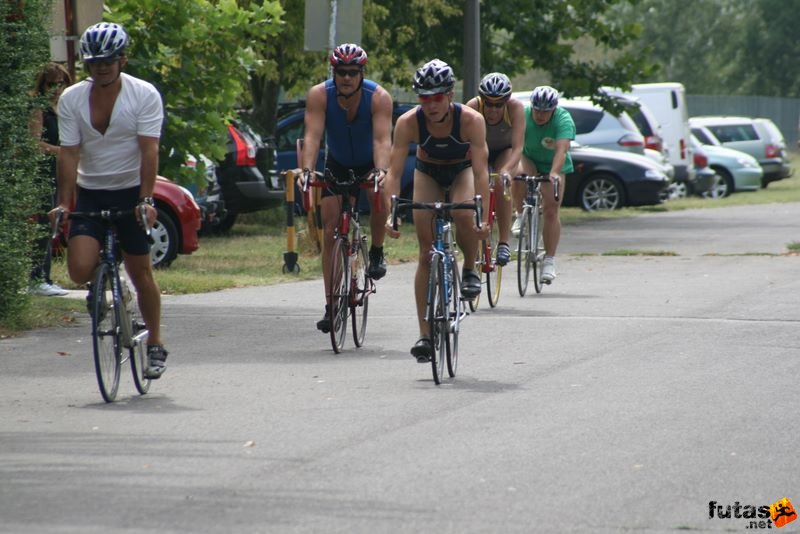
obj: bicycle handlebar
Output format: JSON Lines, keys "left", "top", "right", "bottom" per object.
{"left": 53, "top": 207, "right": 154, "bottom": 243}
{"left": 513, "top": 173, "right": 560, "bottom": 202}
{"left": 390, "top": 195, "right": 483, "bottom": 232}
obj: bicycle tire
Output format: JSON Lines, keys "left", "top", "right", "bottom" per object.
{"left": 468, "top": 247, "right": 481, "bottom": 312}
{"left": 517, "top": 208, "right": 532, "bottom": 296}
{"left": 427, "top": 254, "right": 447, "bottom": 385}
{"left": 446, "top": 259, "right": 461, "bottom": 378}
{"left": 532, "top": 200, "right": 545, "bottom": 294}
{"left": 486, "top": 217, "right": 502, "bottom": 308}
{"left": 91, "top": 264, "right": 121, "bottom": 402}
{"left": 329, "top": 238, "right": 349, "bottom": 353}
{"left": 351, "top": 237, "right": 369, "bottom": 347}
{"left": 128, "top": 295, "right": 150, "bottom": 394}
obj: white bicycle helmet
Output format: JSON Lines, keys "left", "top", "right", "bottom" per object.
{"left": 478, "top": 72, "right": 512, "bottom": 100}
{"left": 80, "top": 22, "right": 129, "bottom": 61}
{"left": 530, "top": 85, "right": 559, "bottom": 111}
{"left": 413, "top": 59, "right": 455, "bottom": 95}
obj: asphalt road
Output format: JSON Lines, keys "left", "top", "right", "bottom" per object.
{"left": 1, "top": 203, "right": 799, "bottom": 533}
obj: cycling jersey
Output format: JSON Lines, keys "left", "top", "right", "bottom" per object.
{"left": 522, "top": 105, "right": 575, "bottom": 174}
{"left": 477, "top": 97, "right": 513, "bottom": 152}
{"left": 417, "top": 103, "right": 471, "bottom": 161}
{"left": 324, "top": 78, "right": 378, "bottom": 167}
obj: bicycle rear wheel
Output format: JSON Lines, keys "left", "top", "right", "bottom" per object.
{"left": 446, "top": 259, "right": 461, "bottom": 378}
{"left": 427, "top": 255, "right": 447, "bottom": 385}
{"left": 351, "top": 238, "right": 370, "bottom": 347}
{"left": 517, "top": 208, "right": 532, "bottom": 296}
{"left": 329, "top": 238, "right": 349, "bottom": 353}
{"left": 532, "top": 202, "right": 545, "bottom": 294}
{"left": 91, "top": 264, "right": 121, "bottom": 402}
{"left": 485, "top": 217, "right": 502, "bottom": 308}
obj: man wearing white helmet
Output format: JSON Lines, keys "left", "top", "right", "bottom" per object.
{"left": 384, "top": 59, "right": 490, "bottom": 363}
{"left": 515, "top": 85, "right": 575, "bottom": 283}
{"left": 466, "top": 72, "right": 525, "bottom": 266}
{"left": 51, "top": 22, "right": 169, "bottom": 379}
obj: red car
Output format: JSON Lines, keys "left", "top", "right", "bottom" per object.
{"left": 56, "top": 176, "right": 201, "bottom": 268}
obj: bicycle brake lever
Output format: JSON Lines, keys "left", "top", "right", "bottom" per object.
{"left": 390, "top": 195, "right": 399, "bottom": 231}
{"left": 138, "top": 204, "right": 154, "bottom": 244}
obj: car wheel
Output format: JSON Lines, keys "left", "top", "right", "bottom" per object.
{"left": 704, "top": 168, "right": 733, "bottom": 199}
{"left": 150, "top": 208, "right": 179, "bottom": 269}
{"left": 578, "top": 174, "right": 626, "bottom": 211}
{"left": 213, "top": 209, "right": 238, "bottom": 233}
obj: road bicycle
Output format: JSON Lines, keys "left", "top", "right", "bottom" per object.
{"left": 302, "top": 168, "right": 379, "bottom": 353}
{"left": 53, "top": 207, "right": 152, "bottom": 402}
{"left": 469, "top": 171, "right": 509, "bottom": 311}
{"left": 514, "top": 174, "right": 559, "bottom": 296}
{"left": 391, "top": 193, "right": 481, "bottom": 385}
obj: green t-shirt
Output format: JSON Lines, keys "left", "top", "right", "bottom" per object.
{"left": 522, "top": 105, "right": 575, "bottom": 174}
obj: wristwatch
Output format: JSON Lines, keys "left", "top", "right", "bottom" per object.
{"left": 139, "top": 196, "right": 155, "bottom": 207}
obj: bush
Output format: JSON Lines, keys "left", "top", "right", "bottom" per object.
{"left": 0, "top": 0, "right": 53, "bottom": 324}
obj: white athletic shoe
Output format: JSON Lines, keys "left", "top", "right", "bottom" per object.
{"left": 31, "top": 282, "right": 68, "bottom": 296}
{"left": 511, "top": 215, "right": 521, "bottom": 237}
{"left": 541, "top": 257, "right": 556, "bottom": 282}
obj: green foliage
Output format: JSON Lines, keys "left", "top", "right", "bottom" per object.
{"left": 0, "top": 0, "right": 53, "bottom": 322}
{"left": 105, "top": 0, "right": 284, "bottom": 185}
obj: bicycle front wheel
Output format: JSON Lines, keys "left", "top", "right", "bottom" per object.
{"left": 350, "top": 238, "right": 370, "bottom": 347}
{"left": 127, "top": 295, "right": 150, "bottom": 394}
{"left": 532, "top": 202, "right": 545, "bottom": 294}
{"left": 427, "top": 254, "right": 447, "bottom": 385}
{"left": 446, "top": 259, "right": 461, "bottom": 378}
{"left": 329, "top": 238, "right": 349, "bottom": 353}
{"left": 91, "top": 264, "right": 121, "bottom": 402}
{"left": 517, "top": 209, "right": 532, "bottom": 296}
{"left": 468, "top": 247, "right": 481, "bottom": 312}
{"left": 485, "top": 217, "right": 502, "bottom": 308}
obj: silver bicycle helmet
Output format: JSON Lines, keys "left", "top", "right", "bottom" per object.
{"left": 530, "top": 85, "right": 559, "bottom": 111}
{"left": 413, "top": 59, "right": 455, "bottom": 95}
{"left": 478, "top": 72, "right": 512, "bottom": 100}
{"left": 80, "top": 22, "right": 129, "bottom": 61}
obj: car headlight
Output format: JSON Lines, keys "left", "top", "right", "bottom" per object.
{"left": 737, "top": 157, "right": 758, "bottom": 168}
{"left": 645, "top": 169, "right": 667, "bottom": 181}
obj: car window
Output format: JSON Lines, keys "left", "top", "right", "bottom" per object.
{"left": 617, "top": 111, "right": 642, "bottom": 134}
{"left": 277, "top": 119, "right": 304, "bottom": 152}
{"left": 691, "top": 127, "right": 715, "bottom": 145}
{"left": 756, "top": 119, "right": 785, "bottom": 144}
{"left": 706, "top": 123, "right": 758, "bottom": 143}
{"left": 563, "top": 107, "right": 603, "bottom": 135}
{"left": 630, "top": 108, "right": 653, "bottom": 137}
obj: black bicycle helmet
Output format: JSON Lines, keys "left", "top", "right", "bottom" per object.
{"left": 329, "top": 43, "right": 368, "bottom": 66}
{"left": 413, "top": 59, "right": 455, "bottom": 95}
{"left": 80, "top": 22, "right": 129, "bottom": 62}
{"left": 478, "top": 72, "right": 512, "bottom": 100}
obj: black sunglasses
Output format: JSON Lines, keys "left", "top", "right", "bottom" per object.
{"left": 484, "top": 101, "right": 506, "bottom": 109}
{"left": 86, "top": 57, "right": 121, "bottom": 66}
{"left": 334, "top": 67, "right": 362, "bottom": 78}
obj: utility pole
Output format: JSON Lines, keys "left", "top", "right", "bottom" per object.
{"left": 462, "top": 0, "right": 480, "bottom": 102}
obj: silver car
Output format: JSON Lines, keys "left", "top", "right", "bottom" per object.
{"left": 689, "top": 116, "right": 792, "bottom": 188}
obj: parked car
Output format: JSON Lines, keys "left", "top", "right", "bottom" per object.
{"left": 274, "top": 102, "right": 418, "bottom": 210}
{"left": 689, "top": 116, "right": 793, "bottom": 187}
{"left": 690, "top": 144, "right": 720, "bottom": 199}
{"left": 689, "top": 134, "right": 762, "bottom": 198}
{"left": 212, "top": 120, "right": 283, "bottom": 231}
{"left": 512, "top": 92, "right": 646, "bottom": 155}
{"left": 56, "top": 176, "right": 201, "bottom": 268}
{"left": 565, "top": 142, "right": 670, "bottom": 211}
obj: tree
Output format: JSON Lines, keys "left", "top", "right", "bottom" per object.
{"left": 106, "top": 0, "right": 283, "bottom": 185}
{"left": 0, "top": 0, "right": 53, "bottom": 323}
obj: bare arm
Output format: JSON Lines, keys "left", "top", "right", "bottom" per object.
{"left": 56, "top": 144, "right": 80, "bottom": 209}
{"left": 371, "top": 87, "right": 393, "bottom": 173}
{"left": 300, "top": 84, "right": 327, "bottom": 172}
{"left": 138, "top": 135, "right": 160, "bottom": 225}
{"left": 550, "top": 138, "right": 571, "bottom": 177}
{"left": 500, "top": 100, "right": 526, "bottom": 176}
{"left": 463, "top": 108, "right": 490, "bottom": 225}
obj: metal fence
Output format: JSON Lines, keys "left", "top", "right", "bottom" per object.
{"left": 687, "top": 94, "right": 800, "bottom": 147}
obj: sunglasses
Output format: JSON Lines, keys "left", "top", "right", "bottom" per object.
{"left": 86, "top": 57, "right": 121, "bottom": 66}
{"left": 334, "top": 68, "right": 362, "bottom": 78}
{"left": 484, "top": 100, "right": 506, "bottom": 109}
{"left": 418, "top": 93, "right": 448, "bottom": 103}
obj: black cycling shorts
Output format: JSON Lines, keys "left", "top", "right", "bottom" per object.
{"left": 415, "top": 159, "right": 472, "bottom": 189}
{"left": 488, "top": 146, "right": 511, "bottom": 168}
{"left": 69, "top": 185, "right": 150, "bottom": 256}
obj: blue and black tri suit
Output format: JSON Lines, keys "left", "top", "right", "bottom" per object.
{"left": 415, "top": 103, "right": 472, "bottom": 188}
{"left": 323, "top": 78, "right": 378, "bottom": 197}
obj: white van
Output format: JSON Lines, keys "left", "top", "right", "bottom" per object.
{"left": 627, "top": 83, "right": 695, "bottom": 186}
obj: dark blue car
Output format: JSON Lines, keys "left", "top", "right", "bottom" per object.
{"left": 275, "top": 102, "right": 418, "bottom": 211}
